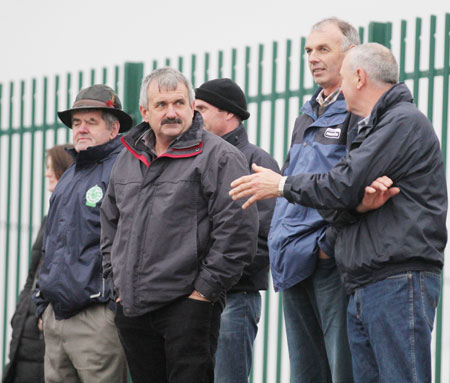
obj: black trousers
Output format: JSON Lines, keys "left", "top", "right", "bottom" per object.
{"left": 115, "top": 298, "right": 222, "bottom": 383}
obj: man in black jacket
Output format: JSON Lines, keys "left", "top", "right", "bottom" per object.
{"left": 100, "top": 68, "right": 258, "bottom": 383}
{"left": 195, "top": 78, "right": 280, "bottom": 383}
{"left": 230, "top": 43, "right": 447, "bottom": 383}
{"left": 34, "top": 85, "right": 131, "bottom": 383}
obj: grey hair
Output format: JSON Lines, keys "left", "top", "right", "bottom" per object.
{"left": 347, "top": 43, "right": 399, "bottom": 85}
{"left": 101, "top": 111, "right": 119, "bottom": 131}
{"left": 312, "top": 17, "right": 361, "bottom": 51}
{"left": 139, "top": 67, "right": 194, "bottom": 107}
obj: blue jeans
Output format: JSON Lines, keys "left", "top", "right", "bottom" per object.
{"left": 282, "top": 258, "right": 353, "bottom": 383}
{"left": 347, "top": 271, "right": 441, "bottom": 383}
{"left": 214, "top": 291, "right": 261, "bottom": 383}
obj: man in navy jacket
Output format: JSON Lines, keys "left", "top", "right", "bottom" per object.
{"left": 34, "top": 85, "right": 132, "bottom": 383}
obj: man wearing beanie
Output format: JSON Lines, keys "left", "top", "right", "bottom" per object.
{"left": 195, "top": 78, "right": 280, "bottom": 383}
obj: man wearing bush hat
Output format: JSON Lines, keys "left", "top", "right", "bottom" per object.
{"left": 195, "top": 78, "right": 280, "bottom": 383}
{"left": 34, "top": 84, "right": 131, "bottom": 383}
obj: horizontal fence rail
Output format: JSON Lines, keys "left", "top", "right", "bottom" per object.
{"left": 1, "top": 13, "right": 449, "bottom": 382}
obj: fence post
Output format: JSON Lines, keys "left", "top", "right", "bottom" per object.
{"left": 368, "top": 22, "right": 392, "bottom": 48}
{"left": 123, "top": 62, "right": 144, "bottom": 127}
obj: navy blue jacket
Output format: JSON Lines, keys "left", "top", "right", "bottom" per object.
{"left": 283, "top": 83, "right": 447, "bottom": 293}
{"left": 269, "top": 89, "right": 358, "bottom": 292}
{"left": 222, "top": 124, "right": 280, "bottom": 292}
{"left": 34, "top": 137, "right": 123, "bottom": 319}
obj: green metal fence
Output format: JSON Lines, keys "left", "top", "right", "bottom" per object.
{"left": 1, "top": 13, "right": 449, "bottom": 382}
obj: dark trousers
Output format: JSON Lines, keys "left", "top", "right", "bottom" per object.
{"left": 115, "top": 298, "right": 222, "bottom": 383}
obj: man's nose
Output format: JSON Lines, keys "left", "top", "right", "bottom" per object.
{"left": 308, "top": 51, "right": 319, "bottom": 64}
{"left": 77, "top": 122, "right": 89, "bottom": 133}
{"left": 166, "top": 104, "right": 177, "bottom": 118}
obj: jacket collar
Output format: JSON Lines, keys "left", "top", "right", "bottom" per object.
{"left": 368, "top": 82, "right": 413, "bottom": 127}
{"left": 68, "top": 136, "right": 122, "bottom": 166}
{"left": 121, "top": 111, "right": 204, "bottom": 167}
{"left": 351, "top": 83, "right": 413, "bottom": 146}
{"left": 221, "top": 124, "right": 249, "bottom": 150}
{"left": 301, "top": 87, "right": 347, "bottom": 120}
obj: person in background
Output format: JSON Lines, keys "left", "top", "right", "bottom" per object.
{"left": 2, "top": 144, "right": 73, "bottom": 383}
{"left": 195, "top": 78, "right": 280, "bottom": 383}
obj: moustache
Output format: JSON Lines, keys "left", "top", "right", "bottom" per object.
{"left": 162, "top": 118, "right": 182, "bottom": 125}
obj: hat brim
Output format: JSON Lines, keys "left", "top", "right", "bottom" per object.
{"left": 58, "top": 106, "right": 133, "bottom": 133}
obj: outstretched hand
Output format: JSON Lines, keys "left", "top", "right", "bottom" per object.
{"left": 356, "top": 176, "right": 400, "bottom": 213}
{"left": 229, "top": 164, "right": 282, "bottom": 209}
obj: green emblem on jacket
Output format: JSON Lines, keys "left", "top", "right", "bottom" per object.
{"left": 85, "top": 185, "right": 103, "bottom": 207}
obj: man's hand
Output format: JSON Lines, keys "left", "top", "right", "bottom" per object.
{"left": 189, "top": 290, "right": 210, "bottom": 302}
{"left": 38, "top": 318, "right": 43, "bottom": 332}
{"left": 356, "top": 176, "right": 400, "bottom": 213}
{"left": 229, "top": 164, "right": 282, "bottom": 209}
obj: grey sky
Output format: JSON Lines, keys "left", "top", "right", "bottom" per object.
{"left": 0, "top": 0, "right": 448, "bottom": 84}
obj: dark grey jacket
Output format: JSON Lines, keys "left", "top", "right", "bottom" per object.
{"left": 222, "top": 124, "right": 280, "bottom": 292}
{"left": 282, "top": 83, "right": 447, "bottom": 293}
{"left": 100, "top": 112, "right": 259, "bottom": 316}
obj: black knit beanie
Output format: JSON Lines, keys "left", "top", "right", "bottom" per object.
{"left": 195, "top": 78, "right": 250, "bottom": 121}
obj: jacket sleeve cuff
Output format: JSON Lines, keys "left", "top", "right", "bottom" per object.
{"left": 194, "top": 276, "right": 223, "bottom": 303}
{"left": 318, "top": 226, "right": 337, "bottom": 258}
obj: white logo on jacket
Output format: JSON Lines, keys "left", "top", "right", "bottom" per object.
{"left": 324, "top": 127, "right": 341, "bottom": 139}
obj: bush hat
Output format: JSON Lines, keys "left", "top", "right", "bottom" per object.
{"left": 58, "top": 84, "right": 133, "bottom": 133}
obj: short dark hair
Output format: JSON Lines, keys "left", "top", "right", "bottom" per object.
{"left": 46, "top": 144, "right": 74, "bottom": 180}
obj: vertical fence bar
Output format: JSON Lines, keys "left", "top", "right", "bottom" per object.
{"left": 204, "top": 52, "right": 209, "bottom": 82}
{"left": 256, "top": 44, "right": 264, "bottom": 147}
{"left": 40, "top": 77, "right": 48, "bottom": 220}
{"left": 102, "top": 67, "right": 107, "bottom": 85}
{"left": 427, "top": 16, "right": 436, "bottom": 122}
{"left": 90, "top": 69, "right": 95, "bottom": 85}
{"left": 399, "top": 21, "right": 407, "bottom": 82}
{"left": 78, "top": 71, "right": 83, "bottom": 91}
{"left": 243, "top": 47, "right": 250, "bottom": 131}
{"left": 152, "top": 60, "right": 158, "bottom": 70}
{"left": 232, "top": 48, "right": 238, "bottom": 82}
{"left": 358, "top": 26, "right": 364, "bottom": 44}
{"left": 65, "top": 73, "right": 71, "bottom": 142}
{"left": 28, "top": 79, "right": 37, "bottom": 263}
{"left": 435, "top": 13, "right": 450, "bottom": 383}
{"left": 114, "top": 66, "right": 120, "bottom": 94}
{"left": 218, "top": 51, "right": 223, "bottom": 79}
{"left": 0, "top": 82, "right": 2, "bottom": 372}
{"left": 54, "top": 75, "right": 60, "bottom": 146}
{"left": 283, "top": 39, "right": 292, "bottom": 159}
{"left": 298, "top": 37, "right": 306, "bottom": 114}
{"left": 123, "top": 63, "right": 144, "bottom": 126}
{"left": 269, "top": 42, "right": 277, "bottom": 156}
{"left": 2, "top": 81, "right": 14, "bottom": 369}
{"left": 178, "top": 57, "right": 183, "bottom": 73}
{"left": 413, "top": 18, "right": 422, "bottom": 105}
{"left": 191, "top": 54, "right": 197, "bottom": 89}
{"left": 15, "top": 81, "right": 25, "bottom": 299}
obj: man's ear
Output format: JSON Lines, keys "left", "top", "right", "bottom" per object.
{"left": 355, "top": 68, "right": 367, "bottom": 90}
{"left": 139, "top": 105, "right": 149, "bottom": 122}
{"left": 110, "top": 120, "right": 120, "bottom": 139}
